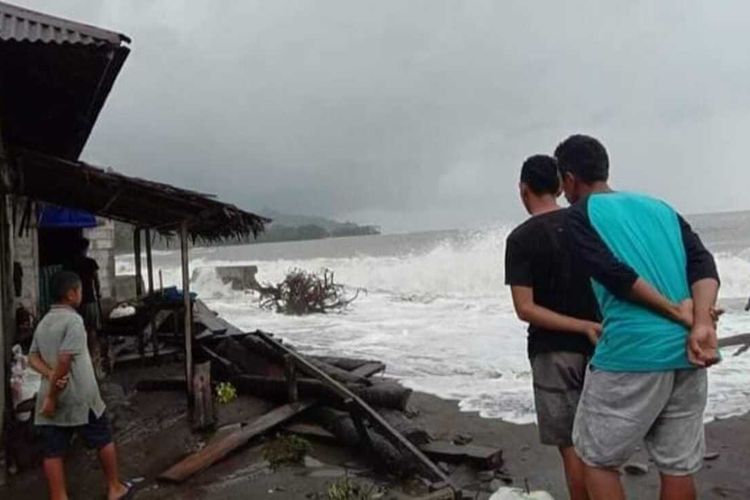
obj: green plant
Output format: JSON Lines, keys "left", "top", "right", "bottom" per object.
{"left": 216, "top": 382, "right": 237, "bottom": 404}
{"left": 326, "top": 474, "right": 377, "bottom": 500}
{"left": 262, "top": 435, "right": 312, "bottom": 469}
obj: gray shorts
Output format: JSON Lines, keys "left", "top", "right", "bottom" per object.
{"left": 531, "top": 351, "right": 589, "bottom": 448}
{"left": 573, "top": 366, "right": 707, "bottom": 476}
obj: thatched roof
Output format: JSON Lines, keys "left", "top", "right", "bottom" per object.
{"left": 11, "top": 149, "right": 269, "bottom": 242}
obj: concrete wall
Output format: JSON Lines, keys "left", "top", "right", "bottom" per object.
{"left": 83, "top": 218, "right": 116, "bottom": 300}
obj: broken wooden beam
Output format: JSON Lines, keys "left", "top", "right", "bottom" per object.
{"left": 159, "top": 399, "right": 315, "bottom": 483}
{"left": 251, "top": 330, "right": 454, "bottom": 492}
{"left": 719, "top": 333, "right": 750, "bottom": 348}
{"left": 231, "top": 374, "right": 411, "bottom": 411}
{"left": 417, "top": 441, "right": 503, "bottom": 470}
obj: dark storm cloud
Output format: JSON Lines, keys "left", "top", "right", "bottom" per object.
{"left": 18, "top": 1, "right": 750, "bottom": 231}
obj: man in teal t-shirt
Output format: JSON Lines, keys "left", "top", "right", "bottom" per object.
{"left": 554, "top": 135, "right": 720, "bottom": 500}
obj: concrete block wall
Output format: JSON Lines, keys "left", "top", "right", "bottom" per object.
{"left": 83, "top": 218, "right": 116, "bottom": 300}
{"left": 13, "top": 199, "right": 40, "bottom": 317}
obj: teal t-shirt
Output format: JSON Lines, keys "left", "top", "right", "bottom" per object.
{"left": 586, "top": 192, "right": 694, "bottom": 371}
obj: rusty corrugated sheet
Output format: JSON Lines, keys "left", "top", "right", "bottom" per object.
{"left": 0, "top": 1, "right": 129, "bottom": 46}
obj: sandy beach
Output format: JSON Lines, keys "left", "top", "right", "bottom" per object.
{"left": 3, "top": 363, "right": 748, "bottom": 499}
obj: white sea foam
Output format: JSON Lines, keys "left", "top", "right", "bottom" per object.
{"left": 117, "top": 227, "right": 750, "bottom": 423}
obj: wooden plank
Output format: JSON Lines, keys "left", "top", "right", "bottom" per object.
{"left": 252, "top": 330, "right": 454, "bottom": 491}
{"left": 284, "top": 422, "right": 336, "bottom": 441}
{"left": 350, "top": 362, "right": 386, "bottom": 378}
{"left": 159, "top": 400, "right": 315, "bottom": 483}
{"left": 417, "top": 441, "right": 503, "bottom": 470}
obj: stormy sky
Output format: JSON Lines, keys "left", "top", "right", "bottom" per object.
{"left": 18, "top": 1, "right": 750, "bottom": 232}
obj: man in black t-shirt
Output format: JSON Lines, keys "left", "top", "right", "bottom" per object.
{"left": 504, "top": 155, "right": 601, "bottom": 500}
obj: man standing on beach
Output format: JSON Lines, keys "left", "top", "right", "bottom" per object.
{"left": 505, "top": 154, "right": 602, "bottom": 500}
{"left": 555, "top": 134, "right": 720, "bottom": 500}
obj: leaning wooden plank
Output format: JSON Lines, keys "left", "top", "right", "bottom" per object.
{"left": 193, "top": 300, "right": 228, "bottom": 334}
{"left": 417, "top": 441, "right": 503, "bottom": 470}
{"left": 718, "top": 333, "right": 750, "bottom": 348}
{"left": 251, "top": 330, "right": 455, "bottom": 495}
{"left": 159, "top": 399, "right": 315, "bottom": 483}
{"left": 350, "top": 362, "right": 386, "bottom": 378}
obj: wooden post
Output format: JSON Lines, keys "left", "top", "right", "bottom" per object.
{"left": 0, "top": 194, "right": 10, "bottom": 487}
{"left": 144, "top": 228, "right": 158, "bottom": 360}
{"left": 133, "top": 227, "right": 143, "bottom": 298}
{"left": 0, "top": 124, "right": 12, "bottom": 485}
{"left": 180, "top": 221, "right": 193, "bottom": 403}
{"left": 284, "top": 354, "right": 298, "bottom": 403}
{"left": 191, "top": 361, "right": 215, "bottom": 430}
{"left": 145, "top": 228, "right": 154, "bottom": 294}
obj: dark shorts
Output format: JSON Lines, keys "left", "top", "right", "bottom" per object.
{"left": 36, "top": 410, "right": 112, "bottom": 458}
{"left": 531, "top": 351, "right": 589, "bottom": 447}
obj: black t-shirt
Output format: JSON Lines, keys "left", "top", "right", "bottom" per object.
{"left": 505, "top": 209, "right": 599, "bottom": 358}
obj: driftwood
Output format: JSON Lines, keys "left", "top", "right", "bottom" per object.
{"left": 377, "top": 408, "right": 430, "bottom": 445}
{"left": 214, "top": 337, "right": 282, "bottom": 377}
{"left": 259, "top": 268, "right": 360, "bottom": 315}
{"left": 350, "top": 362, "right": 386, "bottom": 378}
{"left": 311, "top": 406, "right": 412, "bottom": 473}
{"left": 310, "top": 356, "right": 382, "bottom": 371}
{"left": 417, "top": 442, "right": 503, "bottom": 470}
{"left": 236, "top": 335, "right": 371, "bottom": 386}
{"left": 251, "top": 330, "right": 453, "bottom": 491}
{"left": 159, "top": 400, "right": 315, "bottom": 483}
{"left": 231, "top": 375, "right": 411, "bottom": 411}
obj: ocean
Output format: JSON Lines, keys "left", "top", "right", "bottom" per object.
{"left": 117, "top": 211, "right": 750, "bottom": 424}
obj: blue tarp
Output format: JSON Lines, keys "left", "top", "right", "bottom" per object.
{"left": 38, "top": 205, "right": 97, "bottom": 228}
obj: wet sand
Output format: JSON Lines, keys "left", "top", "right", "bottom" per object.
{"left": 3, "top": 364, "right": 748, "bottom": 499}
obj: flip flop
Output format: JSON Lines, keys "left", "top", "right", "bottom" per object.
{"left": 112, "top": 480, "right": 135, "bottom": 500}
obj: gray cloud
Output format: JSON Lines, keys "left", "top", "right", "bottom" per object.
{"left": 18, "top": 0, "right": 750, "bottom": 231}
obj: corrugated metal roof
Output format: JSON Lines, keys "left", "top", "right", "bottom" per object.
{"left": 0, "top": 1, "right": 129, "bottom": 46}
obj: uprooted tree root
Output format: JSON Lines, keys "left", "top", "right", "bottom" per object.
{"left": 259, "top": 268, "right": 362, "bottom": 315}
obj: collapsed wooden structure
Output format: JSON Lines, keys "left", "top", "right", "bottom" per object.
{"left": 133, "top": 310, "right": 504, "bottom": 499}
{"left": 0, "top": 1, "right": 269, "bottom": 484}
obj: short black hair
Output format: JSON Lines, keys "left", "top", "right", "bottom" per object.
{"left": 554, "top": 134, "right": 609, "bottom": 183}
{"left": 520, "top": 155, "right": 560, "bottom": 195}
{"left": 51, "top": 271, "right": 81, "bottom": 302}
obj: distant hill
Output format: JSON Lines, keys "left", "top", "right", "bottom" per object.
{"left": 114, "top": 210, "right": 380, "bottom": 252}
